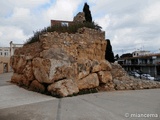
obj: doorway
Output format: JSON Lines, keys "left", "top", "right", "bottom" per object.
{"left": 3, "top": 63, "right": 8, "bottom": 73}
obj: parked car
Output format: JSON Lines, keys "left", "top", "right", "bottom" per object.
{"left": 135, "top": 70, "right": 143, "bottom": 75}
{"left": 134, "top": 73, "right": 140, "bottom": 78}
{"left": 128, "top": 71, "right": 140, "bottom": 78}
{"left": 128, "top": 71, "right": 135, "bottom": 76}
{"left": 141, "top": 74, "right": 155, "bottom": 80}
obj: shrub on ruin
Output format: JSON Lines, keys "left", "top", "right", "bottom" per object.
{"left": 25, "top": 22, "right": 101, "bottom": 45}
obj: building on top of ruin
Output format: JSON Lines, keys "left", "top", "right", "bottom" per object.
{"left": 51, "top": 12, "right": 85, "bottom": 27}
{"left": 51, "top": 20, "right": 74, "bottom": 27}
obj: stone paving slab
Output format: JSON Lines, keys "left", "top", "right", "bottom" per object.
{"left": 0, "top": 85, "right": 56, "bottom": 109}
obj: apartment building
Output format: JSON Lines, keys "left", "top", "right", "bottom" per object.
{"left": 118, "top": 51, "right": 160, "bottom": 77}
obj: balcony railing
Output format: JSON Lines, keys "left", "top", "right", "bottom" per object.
{"left": 121, "top": 62, "right": 157, "bottom": 66}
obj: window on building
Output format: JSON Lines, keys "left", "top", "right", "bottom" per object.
{"left": 4, "top": 52, "right": 8, "bottom": 56}
{"left": 0, "top": 52, "right": 2, "bottom": 56}
{"left": 61, "top": 22, "right": 69, "bottom": 27}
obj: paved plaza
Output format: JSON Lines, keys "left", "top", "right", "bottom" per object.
{"left": 0, "top": 73, "right": 160, "bottom": 120}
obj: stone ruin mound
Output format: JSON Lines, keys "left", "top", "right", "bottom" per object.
{"left": 10, "top": 27, "right": 160, "bottom": 97}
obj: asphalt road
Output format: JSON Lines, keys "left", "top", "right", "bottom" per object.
{"left": 0, "top": 73, "right": 160, "bottom": 120}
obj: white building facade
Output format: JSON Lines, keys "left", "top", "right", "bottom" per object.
{"left": 0, "top": 41, "right": 23, "bottom": 74}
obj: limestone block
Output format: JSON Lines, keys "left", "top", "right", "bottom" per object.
{"left": 77, "top": 59, "right": 92, "bottom": 79}
{"left": 41, "top": 48, "right": 75, "bottom": 63}
{"left": 49, "top": 59, "right": 73, "bottom": 81}
{"left": 11, "top": 73, "right": 29, "bottom": 87}
{"left": 10, "top": 55, "right": 27, "bottom": 74}
{"left": 91, "top": 60, "right": 101, "bottom": 73}
{"left": 32, "top": 57, "right": 75, "bottom": 83}
{"left": 91, "top": 60, "right": 112, "bottom": 73}
{"left": 98, "top": 71, "right": 112, "bottom": 84}
{"left": 111, "top": 63, "right": 127, "bottom": 79}
{"left": 100, "top": 60, "right": 112, "bottom": 71}
{"left": 11, "top": 73, "right": 23, "bottom": 84}
{"left": 48, "top": 79, "right": 79, "bottom": 97}
{"left": 29, "top": 80, "right": 45, "bottom": 93}
{"left": 23, "top": 61, "right": 34, "bottom": 81}
{"left": 77, "top": 73, "right": 99, "bottom": 90}
{"left": 78, "top": 71, "right": 90, "bottom": 80}
{"left": 52, "top": 63, "right": 77, "bottom": 81}
{"left": 32, "top": 58, "right": 51, "bottom": 83}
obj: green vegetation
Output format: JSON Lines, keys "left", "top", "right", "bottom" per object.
{"left": 105, "top": 39, "right": 115, "bottom": 63}
{"left": 25, "top": 22, "right": 101, "bottom": 45}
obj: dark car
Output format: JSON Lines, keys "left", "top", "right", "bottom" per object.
{"left": 154, "top": 78, "right": 160, "bottom": 82}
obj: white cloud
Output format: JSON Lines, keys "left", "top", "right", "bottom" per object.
{"left": 0, "top": 26, "right": 29, "bottom": 47}
{"left": 141, "top": 1, "right": 160, "bottom": 23}
{"left": 2, "top": 0, "right": 50, "bottom": 8}
{"left": 0, "top": 0, "right": 160, "bottom": 56}
{"left": 0, "top": 32, "right": 2, "bottom": 37}
{"left": 45, "top": 0, "right": 83, "bottom": 21}
{"left": 95, "top": 15, "right": 111, "bottom": 31}
{"left": 88, "top": 0, "right": 160, "bottom": 55}
{"left": 0, "top": 0, "right": 84, "bottom": 47}
{"left": 0, "top": 0, "right": 50, "bottom": 16}
{"left": 0, "top": 0, "right": 52, "bottom": 34}
{"left": 11, "top": 7, "right": 31, "bottom": 19}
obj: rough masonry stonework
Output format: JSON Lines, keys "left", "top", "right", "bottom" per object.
{"left": 10, "top": 27, "right": 160, "bottom": 97}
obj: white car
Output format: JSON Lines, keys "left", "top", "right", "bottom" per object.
{"left": 134, "top": 73, "right": 140, "bottom": 78}
{"left": 141, "top": 74, "right": 155, "bottom": 80}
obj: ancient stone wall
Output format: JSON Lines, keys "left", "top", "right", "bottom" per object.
{"left": 14, "top": 41, "right": 42, "bottom": 57}
{"left": 10, "top": 27, "right": 160, "bottom": 97}
{"left": 40, "top": 27, "right": 106, "bottom": 60}
{"left": 10, "top": 27, "right": 111, "bottom": 97}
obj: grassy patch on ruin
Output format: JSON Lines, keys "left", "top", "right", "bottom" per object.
{"left": 25, "top": 22, "right": 101, "bottom": 45}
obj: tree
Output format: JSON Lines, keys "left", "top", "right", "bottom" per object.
{"left": 83, "top": 2, "right": 92, "bottom": 22}
{"left": 105, "top": 39, "right": 115, "bottom": 63}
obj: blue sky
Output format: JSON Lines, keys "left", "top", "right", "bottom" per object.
{"left": 0, "top": 0, "right": 160, "bottom": 55}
